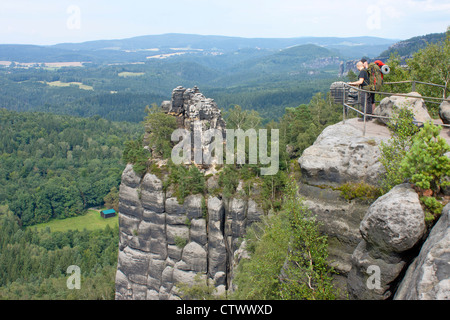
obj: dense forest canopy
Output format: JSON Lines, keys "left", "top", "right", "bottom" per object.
{"left": 0, "top": 109, "right": 142, "bottom": 226}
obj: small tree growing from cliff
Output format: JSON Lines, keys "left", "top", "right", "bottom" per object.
{"left": 144, "top": 104, "right": 177, "bottom": 159}
{"left": 122, "top": 138, "right": 149, "bottom": 175}
{"left": 279, "top": 179, "right": 337, "bottom": 300}
{"left": 400, "top": 121, "right": 450, "bottom": 194}
{"left": 232, "top": 178, "right": 337, "bottom": 300}
{"left": 379, "top": 108, "right": 419, "bottom": 193}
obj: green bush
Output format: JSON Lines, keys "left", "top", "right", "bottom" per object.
{"left": 218, "top": 165, "right": 240, "bottom": 198}
{"left": 144, "top": 104, "right": 178, "bottom": 159}
{"left": 174, "top": 236, "right": 188, "bottom": 249}
{"left": 279, "top": 179, "right": 337, "bottom": 300}
{"left": 166, "top": 162, "right": 206, "bottom": 203}
{"left": 123, "top": 139, "right": 149, "bottom": 175}
{"left": 420, "top": 196, "right": 444, "bottom": 225}
{"left": 400, "top": 121, "right": 450, "bottom": 194}
{"left": 232, "top": 178, "right": 337, "bottom": 300}
{"left": 175, "top": 273, "right": 220, "bottom": 300}
{"left": 379, "top": 108, "right": 419, "bottom": 194}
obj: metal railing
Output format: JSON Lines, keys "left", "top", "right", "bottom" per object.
{"left": 384, "top": 80, "right": 448, "bottom": 99}
{"left": 336, "top": 82, "right": 450, "bottom": 136}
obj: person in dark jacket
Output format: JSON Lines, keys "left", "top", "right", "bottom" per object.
{"left": 348, "top": 61, "right": 372, "bottom": 120}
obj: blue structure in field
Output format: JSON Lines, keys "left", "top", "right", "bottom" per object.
{"left": 100, "top": 209, "right": 116, "bottom": 219}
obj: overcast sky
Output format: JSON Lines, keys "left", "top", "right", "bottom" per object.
{"left": 0, "top": 0, "right": 449, "bottom": 45}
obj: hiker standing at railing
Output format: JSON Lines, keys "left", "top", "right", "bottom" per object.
{"left": 361, "top": 58, "right": 377, "bottom": 115}
{"left": 348, "top": 61, "right": 373, "bottom": 121}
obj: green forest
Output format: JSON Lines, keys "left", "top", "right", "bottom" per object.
{"left": 0, "top": 206, "right": 119, "bottom": 299}
{"left": 0, "top": 110, "right": 142, "bottom": 226}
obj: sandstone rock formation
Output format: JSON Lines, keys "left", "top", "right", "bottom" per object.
{"left": 297, "top": 120, "right": 390, "bottom": 297}
{"left": 330, "top": 81, "right": 359, "bottom": 106}
{"left": 298, "top": 120, "right": 388, "bottom": 187}
{"left": 160, "top": 85, "right": 226, "bottom": 135}
{"left": 347, "top": 184, "right": 426, "bottom": 300}
{"left": 297, "top": 118, "right": 450, "bottom": 300}
{"left": 115, "top": 87, "right": 264, "bottom": 300}
{"left": 373, "top": 92, "right": 432, "bottom": 126}
{"left": 115, "top": 164, "right": 264, "bottom": 300}
{"left": 394, "top": 203, "right": 450, "bottom": 300}
{"left": 116, "top": 86, "right": 450, "bottom": 300}
{"left": 438, "top": 96, "right": 450, "bottom": 124}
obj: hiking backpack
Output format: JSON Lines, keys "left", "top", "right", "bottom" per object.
{"left": 364, "top": 62, "right": 383, "bottom": 91}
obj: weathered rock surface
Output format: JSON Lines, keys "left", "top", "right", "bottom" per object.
{"left": 373, "top": 92, "right": 432, "bottom": 125}
{"left": 394, "top": 203, "right": 450, "bottom": 300}
{"left": 347, "top": 184, "right": 426, "bottom": 300}
{"left": 298, "top": 120, "right": 388, "bottom": 187}
{"left": 329, "top": 81, "right": 359, "bottom": 105}
{"left": 360, "top": 184, "right": 426, "bottom": 253}
{"left": 115, "top": 165, "right": 264, "bottom": 300}
{"left": 297, "top": 120, "right": 391, "bottom": 297}
{"left": 298, "top": 184, "right": 371, "bottom": 296}
{"left": 439, "top": 96, "right": 450, "bottom": 125}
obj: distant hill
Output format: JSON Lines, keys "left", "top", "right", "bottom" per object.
{"left": 0, "top": 33, "right": 398, "bottom": 63}
{"left": 51, "top": 33, "right": 397, "bottom": 52}
{"left": 379, "top": 32, "right": 447, "bottom": 59}
{"left": 219, "top": 44, "right": 340, "bottom": 82}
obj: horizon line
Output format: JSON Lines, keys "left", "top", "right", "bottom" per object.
{"left": 0, "top": 32, "right": 407, "bottom": 47}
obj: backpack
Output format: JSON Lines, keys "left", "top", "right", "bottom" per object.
{"left": 363, "top": 62, "right": 383, "bottom": 91}
{"left": 374, "top": 60, "right": 385, "bottom": 79}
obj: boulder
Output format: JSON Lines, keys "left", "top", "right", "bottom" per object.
{"left": 373, "top": 92, "right": 432, "bottom": 126}
{"left": 347, "top": 184, "right": 426, "bottom": 300}
{"left": 298, "top": 120, "right": 387, "bottom": 187}
{"left": 330, "top": 81, "right": 359, "bottom": 105}
{"left": 438, "top": 96, "right": 450, "bottom": 124}
{"left": 360, "top": 184, "right": 426, "bottom": 253}
{"left": 394, "top": 203, "right": 450, "bottom": 300}
{"left": 177, "top": 241, "right": 207, "bottom": 273}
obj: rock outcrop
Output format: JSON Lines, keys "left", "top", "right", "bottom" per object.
{"left": 373, "top": 92, "right": 432, "bottom": 126}
{"left": 297, "top": 120, "right": 390, "bottom": 297}
{"left": 115, "top": 86, "right": 450, "bottom": 300}
{"left": 298, "top": 120, "right": 388, "bottom": 187}
{"left": 115, "top": 87, "right": 264, "bottom": 300}
{"left": 160, "top": 85, "right": 226, "bottom": 135}
{"left": 329, "top": 81, "right": 359, "bottom": 106}
{"left": 115, "top": 165, "right": 264, "bottom": 300}
{"left": 298, "top": 119, "right": 450, "bottom": 300}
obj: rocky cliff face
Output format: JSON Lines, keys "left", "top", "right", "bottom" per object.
{"left": 298, "top": 119, "right": 450, "bottom": 300}
{"left": 298, "top": 119, "right": 390, "bottom": 296}
{"left": 114, "top": 164, "right": 264, "bottom": 300}
{"left": 115, "top": 87, "right": 264, "bottom": 300}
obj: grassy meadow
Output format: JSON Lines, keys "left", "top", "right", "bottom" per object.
{"left": 29, "top": 209, "right": 118, "bottom": 233}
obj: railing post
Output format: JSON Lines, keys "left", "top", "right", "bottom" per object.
{"left": 363, "top": 92, "right": 367, "bottom": 136}
{"left": 343, "top": 84, "right": 346, "bottom": 124}
{"left": 412, "top": 81, "right": 416, "bottom": 92}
